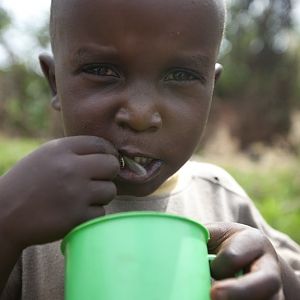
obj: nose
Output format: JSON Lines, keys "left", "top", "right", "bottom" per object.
{"left": 115, "top": 91, "right": 163, "bottom": 132}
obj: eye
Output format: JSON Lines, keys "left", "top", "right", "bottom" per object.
{"left": 164, "top": 69, "right": 202, "bottom": 82}
{"left": 82, "top": 64, "right": 120, "bottom": 78}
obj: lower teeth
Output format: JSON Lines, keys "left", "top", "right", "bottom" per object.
{"left": 119, "top": 155, "right": 147, "bottom": 176}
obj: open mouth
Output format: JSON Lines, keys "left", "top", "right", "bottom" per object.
{"left": 118, "top": 153, "right": 163, "bottom": 181}
{"left": 119, "top": 155, "right": 150, "bottom": 176}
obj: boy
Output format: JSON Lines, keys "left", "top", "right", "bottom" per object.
{"left": 0, "top": 0, "right": 299, "bottom": 299}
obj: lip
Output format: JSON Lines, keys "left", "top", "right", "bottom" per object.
{"left": 118, "top": 145, "right": 156, "bottom": 159}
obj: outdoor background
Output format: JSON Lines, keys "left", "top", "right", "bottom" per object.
{"left": 0, "top": 0, "right": 300, "bottom": 243}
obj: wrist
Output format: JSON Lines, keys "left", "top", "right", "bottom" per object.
{"left": 0, "top": 225, "right": 23, "bottom": 256}
{"left": 0, "top": 229, "right": 22, "bottom": 295}
{"left": 0, "top": 178, "right": 27, "bottom": 252}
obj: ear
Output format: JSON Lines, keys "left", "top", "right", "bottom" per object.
{"left": 39, "top": 53, "right": 61, "bottom": 111}
{"left": 214, "top": 63, "right": 223, "bottom": 82}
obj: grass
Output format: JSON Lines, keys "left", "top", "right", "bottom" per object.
{"left": 222, "top": 165, "right": 300, "bottom": 244}
{"left": 0, "top": 136, "right": 41, "bottom": 175}
{"left": 1, "top": 136, "right": 300, "bottom": 243}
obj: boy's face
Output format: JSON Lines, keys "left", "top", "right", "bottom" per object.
{"left": 42, "top": 0, "right": 223, "bottom": 196}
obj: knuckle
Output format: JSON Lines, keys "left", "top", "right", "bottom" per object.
{"left": 45, "top": 138, "right": 65, "bottom": 151}
{"left": 221, "top": 247, "right": 241, "bottom": 265}
{"left": 240, "top": 227, "right": 268, "bottom": 252}
{"left": 247, "top": 228, "right": 276, "bottom": 254}
{"left": 57, "top": 159, "right": 74, "bottom": 178}
{"left": 93, "top": 137, "right": 115, "bottom": 153}
{"left": 250, "top": 228, "right": 265, "bottom": 241}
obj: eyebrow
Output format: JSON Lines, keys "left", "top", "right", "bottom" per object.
{"left": 69, "top": 46, "right": 212, "bottom": 73}
{"left": 70, "top": 45, "right": 119, "bottom": 65}
{"left": 168, "top": 53, "right": 211, "bottom": 72}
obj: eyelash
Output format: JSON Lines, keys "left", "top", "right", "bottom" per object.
{"left": 82, "top": 64, "right": 120, "bottom": 78}
{"left": 81, "top": 64, "right": 206, "bottom": 84}
{"left": 164, "top": 69, "right": 205, "bottom": 84}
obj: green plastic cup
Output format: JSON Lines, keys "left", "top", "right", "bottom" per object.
{"left": 61, "top": 211, "right": 213, "bottom": 300}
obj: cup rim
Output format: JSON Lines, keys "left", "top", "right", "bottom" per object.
{"left": 61, "top": 211, "right": 210, "bottom": 253}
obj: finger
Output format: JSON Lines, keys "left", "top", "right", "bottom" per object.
{"left": 58, "top": 136, "right": 118, "bottom": 156}
{"left": 210, "top": 228, "right": 265, "bottom": 279}
{"left": 83, "top": 206, "right": 106, "bottom": 223}
{"left": 79, "top": 154, "right": 120, "bottom": 179}
{"left": 206, "top": 222, "right": 243, "bottom": 252}
{"left": 88, "top": 181, "right": 117, "bottom": 206}
{"left": 211, "top": 262, "right": 281, "bottom": 300}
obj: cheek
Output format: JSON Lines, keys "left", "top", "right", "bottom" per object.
{"left": 169, "top": 94, "right": 211, "bottom": 132}
{"left": 57, "top": 81, "right": 115, "bottom": 136}
{"left": 59, "top": 95, "right": 104, "bottom": 136}
{"left": 165, "top": 100, "right": 211, "bottom": 163}
{"left": 173, "top": 120, "right": 204, "bottom": 154}
{"left": 60, "top": 105, "right": 87, "bottom": 135}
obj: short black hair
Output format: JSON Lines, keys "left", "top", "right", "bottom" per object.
{"left": 49, "top": 0, "right": 226, "bottom": 54}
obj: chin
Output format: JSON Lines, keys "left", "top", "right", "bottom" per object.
{"left": 116, "top": 182, "right": 162, "bottom": 197}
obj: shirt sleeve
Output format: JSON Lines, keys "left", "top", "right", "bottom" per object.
{"left": 237, "top": 195, "right": 300, "bottom": 280}
{"left": 196, "top": 161, "right": 300, "bottom": 279}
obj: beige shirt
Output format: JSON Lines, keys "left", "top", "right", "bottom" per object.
{"left": 2, "top": 161, "right": 300, "bottom": 299}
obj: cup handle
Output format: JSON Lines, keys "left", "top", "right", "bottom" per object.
{"left": 208, "top": 254, "right": 216, "bottom": 263}
{"left": 208, "top": 254, "right": 243, "bottom": 277}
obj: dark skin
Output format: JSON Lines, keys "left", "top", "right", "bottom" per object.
{"left": 0, "top": 0, "right": 299, "bottom": 298}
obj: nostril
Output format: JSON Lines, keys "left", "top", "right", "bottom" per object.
{"left": 115, "top": 106, "right": 162, "bottom": 132}
{"left": 151, "top": 112, "right": 162, "bottom": 129}
{"left": 115, "top": 108, "right": 130, "bottom": 127}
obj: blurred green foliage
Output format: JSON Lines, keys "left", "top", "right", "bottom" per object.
{"left": 0, "top": 6, "right": 52, "bottom": 138}
{"left": 0, "top": 136, "right": 41, "bottom": 175}
{"left": 214, "top": 0, "right": 300, "bottom": 149}
{"left": 0, "top": 6, "right": 11, "bottom": 34}
{"left": 1, "top": 64, "right": 51, "bottom": 136}
{"left": 225, "top": 165, "right": 300, "bottom": 243}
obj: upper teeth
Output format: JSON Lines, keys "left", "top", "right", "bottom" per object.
{"left": 133, "top": 156, "right": 152, "bottom": 165}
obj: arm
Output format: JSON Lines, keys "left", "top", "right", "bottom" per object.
{"left": 0, "top": 233, "right": 21, "bottom": 297}
{"left": 0, "top": 136, "right": 120, "bottom": 296}
{"left": 0, "top": 176, "right": 23, "bottom": 295}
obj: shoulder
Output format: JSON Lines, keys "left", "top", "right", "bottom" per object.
{"left": 181, "top": 160, "right": 248, "bottom": 198}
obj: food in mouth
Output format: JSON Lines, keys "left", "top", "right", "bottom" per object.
{"left": 119, "top": 155, "right": 147, "bottom": 176}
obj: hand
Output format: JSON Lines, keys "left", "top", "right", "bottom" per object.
{"left": 207, "top": 222, "right": 282, "bottom": 300}
{"left": 0, "top": 136, "right": 119, "bottom": 250}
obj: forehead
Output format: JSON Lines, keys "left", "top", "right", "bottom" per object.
{"left": 54, "top": 0, "right": 224, "bottom": 22}
{"left": 53, "top": 0, "right": 224, "bottom": 60}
